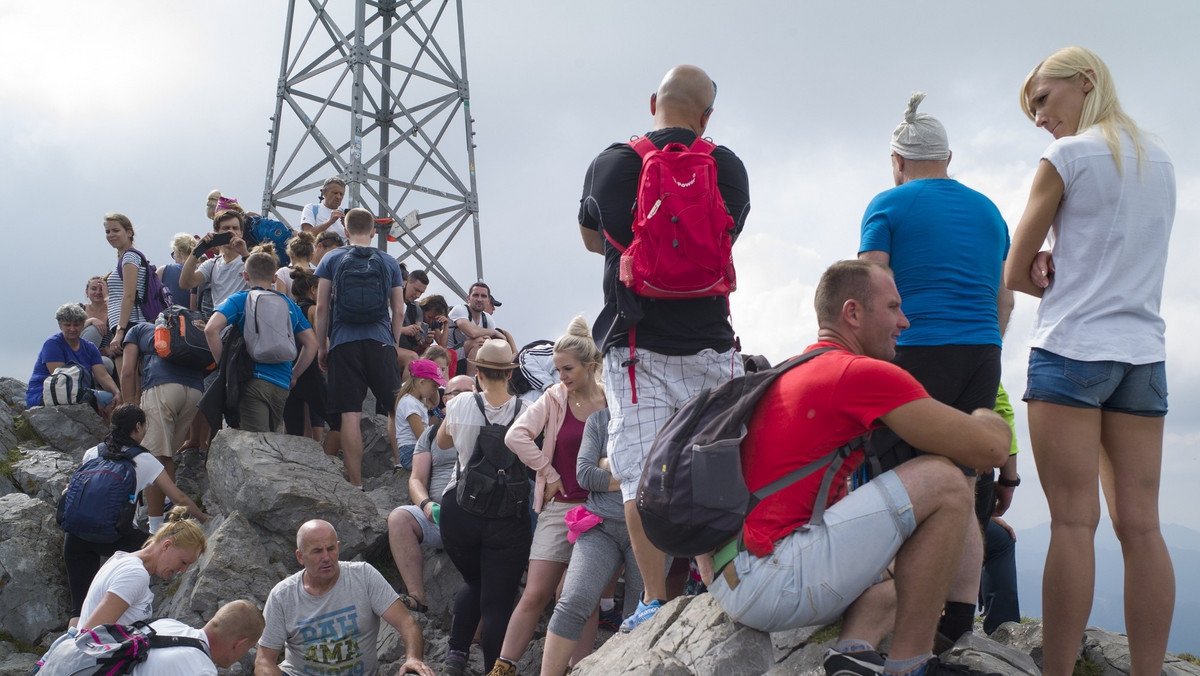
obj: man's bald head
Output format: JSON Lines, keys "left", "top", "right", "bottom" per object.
{"left": 652, "top": 65, "right": 717, "bottom": 131}
{"left": 296, "top": 519, "right": 338, "bottom": 551}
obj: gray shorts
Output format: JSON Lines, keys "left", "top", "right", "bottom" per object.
{"left": 708, "top": 470, "right": 916, "bottom": 633}
{"left": 393, "top": 504, "right": 443, "bottom": 550}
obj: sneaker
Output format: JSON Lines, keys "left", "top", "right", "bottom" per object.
{"left": 823, "top": 648, "right": 885, "bottom": 676}
{"left": 915, "top": 656, "right": 1001, "bottom": 676}
{"left": 443, "top": 649, "right": 468, "bottom": 676}
{"left": 486, "top": 658, "right": 518, "bottom": 676}
{"left": 619, "top": 598, "right": 662, "bottom": 633}
{"left": 598, "top": 605, "right": 622, "bottom": 632}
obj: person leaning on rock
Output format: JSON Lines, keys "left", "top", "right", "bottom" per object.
{"left": 255, "top": 519, "right": 434, "bottom": 676}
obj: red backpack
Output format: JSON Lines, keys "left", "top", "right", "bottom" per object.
{"left": 604, "top": 136, "right": 739, "bottom": 403}
{"left": 605, "top": 135, "right": 737, "bottom": 299}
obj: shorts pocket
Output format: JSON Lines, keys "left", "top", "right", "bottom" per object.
{"left": 1149, "top": 362, "right": 1169, "bottom": 400}
{"left": 1064, "top": 359, "right": 1111, "bottom": 388}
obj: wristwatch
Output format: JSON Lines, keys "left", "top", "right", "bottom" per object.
{"left": 996, "top": 475, "right": 1021, "bottom": 488}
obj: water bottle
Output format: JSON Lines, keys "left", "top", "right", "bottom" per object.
{"left": 154, "top": 313, "right": 170, "bottom": 357}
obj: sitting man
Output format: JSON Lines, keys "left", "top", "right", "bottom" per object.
{"left": 131, "top": 600, "right": 264, "bottom": 675}
{"left": 386, "top": 374, "right": 475, "bottom": 613}
{"left": 706, "top": 260, "right": 1010, "bottom": 676}
{"left": 256, "top": 520, "right": 434, "bottom": 676}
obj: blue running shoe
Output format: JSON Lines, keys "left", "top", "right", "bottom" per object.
{"left": 619, "top": 598, "right": 662, "bottom": 633}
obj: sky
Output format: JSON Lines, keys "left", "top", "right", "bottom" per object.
{"left": 3, "top": 0, "right": 1199, "bottom": 642}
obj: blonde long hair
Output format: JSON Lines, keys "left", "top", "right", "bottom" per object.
{"left": 1021, "top": 46, "right": 1143, "bottom": 173}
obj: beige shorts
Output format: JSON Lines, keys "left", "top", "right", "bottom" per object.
{"left": 142, "top": 383, "right": 202, "bottom": 458}
{"left": 529, "top": 498, "right": 576, "bottom": 563}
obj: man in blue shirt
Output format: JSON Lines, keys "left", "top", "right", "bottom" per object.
{"left": 858, "top": 92, "right": 1013, "bottom": 647}
{"left": 205, "top": 249, "right": 317, "bottom": 433}
{"left": 314, "top": 207, "right": 407, "bottom": 490}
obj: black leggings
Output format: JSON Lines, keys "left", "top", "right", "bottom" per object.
{"left": 283, "top": 364, "right": 328, "bottom": 436}
{"left": 439, "top": 490, "right": 531, "bottom": 667}
{"left": 63, "top": 531, "right": 149, "bottom": 617}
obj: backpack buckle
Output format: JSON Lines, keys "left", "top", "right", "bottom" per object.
{"left": 621, "top": 357, "right": 639, "bottom": 368}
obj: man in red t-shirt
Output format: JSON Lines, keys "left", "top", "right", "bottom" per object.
{"left": 706, "top": 261, "right": 1010, "bottom": 676}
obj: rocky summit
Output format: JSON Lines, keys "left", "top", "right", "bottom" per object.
{"left": 0, "top": 378, "right": 1196, "bottom": 675}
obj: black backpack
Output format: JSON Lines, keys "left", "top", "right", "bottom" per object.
{"left": 333, "top": 246, "right": 390, "bottom": 324}
{"left": 56, "top": 443, "right": 147, "bottom": 543}
{"left": 32, "top": 620, "right": 207, "bottom": 675}
{"left": 455, "top": 395, "right": 528, "bottom": 518}
{"left": 154, "top": 306, "right": 215, "bottom": 370}
{"left": 636, "top": 348, "right": 869, "bottom": 558}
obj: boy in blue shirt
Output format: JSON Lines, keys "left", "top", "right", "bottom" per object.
{"left": 205, "top": 248, "right": 318, "bottom": 432}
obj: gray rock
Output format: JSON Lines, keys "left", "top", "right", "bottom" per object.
{"left": 0, "top": 493, "right": 71, "bottom": 643}
{"left": 771, "top": 625, "right": 822, "bottom": 664}
{"left": 0, "top": 650, "right": 40, "bottom": 676}
{"left": 989, "top": 621, "right": 1044, "bottom": 668}
{"left": 156, "top": 511, "right": 287, "bottom": 628}
{"left": 571, "top": 594, "right": 773, "bottom": 676}
{"left": 8, "top": 446, "right": 75, "bottom": 504}
{"left": 943, "top": 631, "right": 1040, "bottom": 675}
{"left": 203, "top": 429, "right": 388, "bottom": 561}
{"left": 0, "top": 404, "right": 18, "bottom": 455}
{"left": 20, "top": 405, "right": 106, "bottom": 457}
{"left": 360, "top": 411, "right": 397, "bottom": 480}
{"left": 0, "top": 377, "right": 27, "bottom": 414}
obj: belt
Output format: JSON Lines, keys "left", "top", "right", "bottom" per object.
{"left": 713, "top": 538, "right": 746, "bottom": 590}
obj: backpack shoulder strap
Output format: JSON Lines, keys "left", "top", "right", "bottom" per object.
{"left": 688, "top": 136, "right": 717, "bottom": 155}
{"left": 472, "top": 393, "right": 488, "bottom": 420}
{"left": 507, "top": 398, "right": 523, "bottom": 426}
{"left": 311, "top": 203, "right": 320, "bottom": 221}
{"left": 147, "top": 634, "right": 210, "bottom": 655}
{"left": 628, "top": 135, "right": 658, "bottom": 159}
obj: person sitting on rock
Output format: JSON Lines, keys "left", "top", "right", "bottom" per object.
{"left": 26, "top": 303, "right": 122, "bottom": 415}
{"left": 387, "top": 374, "right": 475, "bottom": 615}
{"left": 705, "top": 261, "right": 1010, "bottom": 676}
{"left": 256, "top": 519, "right": 434, "bottom": 676}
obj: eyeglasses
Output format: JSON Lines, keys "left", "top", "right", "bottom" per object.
{"left": 704, "top": 80, "right": 718, "bottom": 117}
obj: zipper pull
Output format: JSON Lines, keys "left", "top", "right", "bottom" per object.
{"left": 647, "top": 198, "right": 663, "bottom": 219}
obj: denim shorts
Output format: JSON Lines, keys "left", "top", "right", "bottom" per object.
{"left": 1024, "top": 348, "right": 1167, "bottom": 417}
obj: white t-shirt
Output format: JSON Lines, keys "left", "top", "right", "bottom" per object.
{"left": 394, "top": 394, "right": 428, "bottom": 448}
{"left": 196, "top": 255, "right": 248, "bottom": 308}
{"left": 78, "top": 552, "right": 152, "bottom": 628}
{"left": 446, "top": 304, "right": 492, "bottom": 349}
{"left": 131, "top": 619, "right": 214, "bottom": 675}
{"left": 275, "top": 261, "right": 315, "bottom": 301}
{"left": 300, "top": 202, "right": 347, "bottom": 239}
{"left": 441, "top": 392, "right": 521, "bottom": 495}
{"left": 1033, "top": 127, "right": 1175, "bottom": 363}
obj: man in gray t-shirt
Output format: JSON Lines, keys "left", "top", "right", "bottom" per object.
{"left": 255, "top": 520, "right": 434, "bottom": 676}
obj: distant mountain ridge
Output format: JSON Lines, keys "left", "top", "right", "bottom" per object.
{"left": 1014, "top": 520, "right": 1200, "bottom": 654}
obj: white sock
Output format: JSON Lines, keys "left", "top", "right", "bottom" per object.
{"left": 148, "top": 516, "right": 164, "bottom": 533}
{"left": 600, "top": 597, "right": 615, "bottom": 612}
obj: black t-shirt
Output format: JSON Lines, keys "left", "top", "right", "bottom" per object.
{"left": 397, "top": 298, "right": 423, "bottom": 351}
{"left": 578, "top": 127, "right": 751, "bottom": 355}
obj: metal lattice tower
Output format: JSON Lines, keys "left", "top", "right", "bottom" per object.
{"left": 261, "top": 0, "right": 482, "bottom": 298}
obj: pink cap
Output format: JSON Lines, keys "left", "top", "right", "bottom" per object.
{"left": 409, "top": 359, "right": 447, "bottom": 386}
{"left": 216, "top": 196, "right": 241, "bottom": 212}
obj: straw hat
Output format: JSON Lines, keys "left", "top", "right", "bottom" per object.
{"left": 468, "top": 339, "right": 519, "bottom": 370}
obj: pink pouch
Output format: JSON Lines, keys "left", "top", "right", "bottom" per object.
{"left": 564, "top": 504, "right": 604, "bottom": 544}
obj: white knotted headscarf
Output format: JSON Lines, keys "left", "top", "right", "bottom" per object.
{"left": 890, "top": 92, "right": 950, "bottom": 161}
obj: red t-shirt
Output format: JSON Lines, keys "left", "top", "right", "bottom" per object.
{"left": 741, "top": 342, "right": 928, "bottom": 557}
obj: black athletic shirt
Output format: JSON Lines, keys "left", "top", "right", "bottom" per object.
{"left": 579, "top": 127, "right": 751, "bottom": 355}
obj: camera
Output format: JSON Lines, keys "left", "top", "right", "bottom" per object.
{"left": 429, "top": 320, "right": 443, "bottom": 330}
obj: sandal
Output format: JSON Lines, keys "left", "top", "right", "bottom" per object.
{"left": 399, "top": 593, "right": 428, "bottom": 614}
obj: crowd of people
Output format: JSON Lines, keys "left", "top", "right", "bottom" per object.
{"left": 28, "top": 45, "right": 1176, "bottom": 676}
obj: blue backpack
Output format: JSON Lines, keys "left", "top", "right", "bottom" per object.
{"left": 243, "top": 214, "right": 295, "bottom": 268}
{"left": 56, "top": 443, "right": 147, "bottom": 543}
{"left": 333, "top": 246, "right": 390, "bottom": 324}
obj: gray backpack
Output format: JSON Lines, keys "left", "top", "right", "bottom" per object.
{"left": 243, "top": 289, "right": 298, "bottom": 364}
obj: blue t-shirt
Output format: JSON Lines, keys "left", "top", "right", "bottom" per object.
{"left": 124, "top": 323, "right": 206, "bottom": 392}
{"left": 860, "top": 178, "right": 1010, "bottom": 346}
{"left": 26, "top": 333, "right": 104, "bottom": 407}
{"left": 313, "top": 246, "right": 404, "bottom": 351}
{"left": 214, "top": 288, "right": 312, "bottom": 389}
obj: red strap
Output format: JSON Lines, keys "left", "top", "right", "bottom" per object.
{"left": 688, "top": 136, "right": 717, "bottom": 155}
{"left": 629, "top": 135, "right": 658, "bottom": 159}
{"left": 602, "top": 228, "right": 627, "bottom": 253}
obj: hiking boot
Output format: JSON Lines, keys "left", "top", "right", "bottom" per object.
{"left": 914, "top": 656, "right": 1001, "bottom": 676}
{"left": 823, "top": 647, "right": 886, "bottom": 676}
{"left": 598, "top": 605, "right": 622, "bottom": 632}
{"left": 487, "top": 658, "right": 518, "bottom": 676}
{"left": 619, "top": 598, "right": 662, "bottom": 633}
{"left": 443, "top": 649, "right": 468, "bottom": 676}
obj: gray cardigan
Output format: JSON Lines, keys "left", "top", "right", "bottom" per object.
{"left": 576, "top": 408, "right": 624, "bottom": 520}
